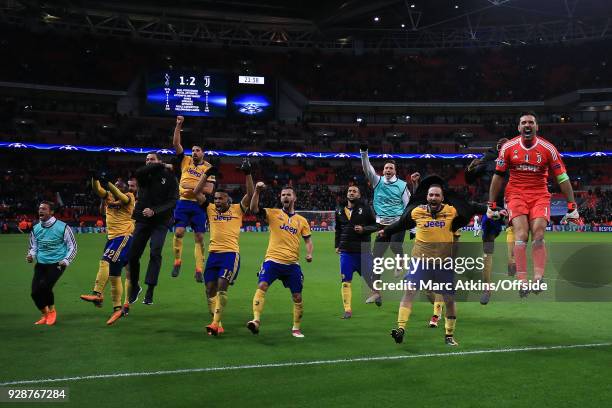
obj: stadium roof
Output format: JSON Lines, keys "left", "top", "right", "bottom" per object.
{"left": 3, "top": 0, "right": 612, "bottom": 50}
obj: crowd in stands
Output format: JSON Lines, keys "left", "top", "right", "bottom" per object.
{"left": 580, "top": 189, "right": 612, "bottom": 225}
{"left": 1, "top": 104, "right": 609, "bottom": 154}
{"left": 2, "top": 27, "right": 611, "bottom": 102}
{"left": 1, "top": 151, "right": 610, "bottom": 231}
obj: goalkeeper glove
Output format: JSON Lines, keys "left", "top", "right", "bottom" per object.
{"left": 561, "top": 202, "right": 579, "bottom": 224}
{"left": 486, "top": 201, "right": 502, "bottom": 220}
{"left": 238, "top": 158, "right": 252, "bottom": 175}
{"left": 359, "top": 143, "right": 368, "bottom": 152}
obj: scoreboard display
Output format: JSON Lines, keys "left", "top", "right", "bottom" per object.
{"left": 146, "top": 72, "right": 227, "bottom": 117}
{"left": 230, "top": 75, "right": 275, "bottom": 118}
{"left": 146, "top": 72, "right": 275, "bottom": 118}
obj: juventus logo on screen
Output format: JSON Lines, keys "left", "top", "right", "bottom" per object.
{"left": 203, "top": 90, "right": 210, "bottom": 112}
{"left": 204, "top": 75, "right": 211, "bottom": 88}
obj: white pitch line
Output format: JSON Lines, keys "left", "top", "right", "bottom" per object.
{"left": 1, "top": 342, "right": 610, "bottom": 386}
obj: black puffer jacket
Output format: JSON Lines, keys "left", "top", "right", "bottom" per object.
{"left": 133, "top": 163, "right": 178, "bottom": 225}
{"left": 335, "top": 200, "right": 378, "bottom": 253}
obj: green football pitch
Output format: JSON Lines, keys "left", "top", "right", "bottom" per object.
{"left": 1, "top": 231, "right": 611, "bottom": 407}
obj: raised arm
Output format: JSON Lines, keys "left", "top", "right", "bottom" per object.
{"left": 194, "top": 165, "right": 218, "bottom": 196}
{"left": 107, "top": 182, "right": 130, "bottom": 205}
{"left": 92, "top": 178, "right": 108, "bottom": 199}
{"left": 173, "top": 116, "right": 184, "bottom": 155}
{"left": 410, "top": 172, "right": 421, "bottom": 194}
{"left": 359, "top": 144, "right": 381, "bottom": 187}
{"left": 240, "top": 159, "right": 255, "bottom": 211}
{"left": 250, "top": 181, "right": 265, "bottom": 214}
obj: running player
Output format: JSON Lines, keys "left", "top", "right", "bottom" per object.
{"left": 121, "top": 177, "right": 138, "bottom": 316}
{"left": 171, "top": 115, "right": 216, "bottom": 282}
{"left": 489, "top": 112, "right": 579, "bottom": 297}
{"left": 194, "top": 159, "right": 254, "bottom": 335}
{"left": 381, "top": 180, "right": 491, "bottom": 346}
{"left": 27, "top": 201, "right": 77, "bottom": 325}
{"left": 360, "top": 144, "right": 420, "bottom": 288}
{"left": 80, "top": 175, "right": 135, "bottom": 325}
{"left": 246, "top": 183, "right": 313, "bottom": 338}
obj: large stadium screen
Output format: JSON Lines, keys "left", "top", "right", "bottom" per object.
{"left": 146, "top": 71, "right": 227, "bottom": 117}
{"left": 229, "top": 75, "right": 275, "bottom": 118}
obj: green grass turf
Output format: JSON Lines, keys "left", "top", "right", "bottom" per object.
{"left": 1, "top": 231, "right": 611, "bottom": 407}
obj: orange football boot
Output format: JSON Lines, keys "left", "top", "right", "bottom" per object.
{"left": 80, "top": 293, "right": 104, "bottom": 307}
{"left": 46, "top": 309, "right": 57, "bottom": 325}
{"left": 34, "top": 314, "right": 47, "bottom": 325}
{"left": 106, "top": 309, "right": 123, "bottom": 325}
{"left": 206, "top": 323, "right": 219, "bottom": 336}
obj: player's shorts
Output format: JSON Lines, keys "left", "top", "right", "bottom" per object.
{"left": 481, "top": 213, "right": 504, "bottom": 239}
{"left": 507, "top": 194, "right": 551, "bottom": 223}
{"left": 340, "top": 251, "right": 373, "bottom": 283}
{"left": 258, "top": 260, "right": 303, "bottom": 293}
{"left": 204, "top": 252, "right": 240, "bottom": 285}
{"left": 174, "top": 199, "right": 207, "bottom": 233}
{"left": 102, "top": 235, "right": 132, "bottom": 275}
{"left": 404, "top": 258, "right": 455, "bottom": 295}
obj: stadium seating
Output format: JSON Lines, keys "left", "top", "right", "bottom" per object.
{"left": 1, "top": 149, "right": 610, "bottom": 229}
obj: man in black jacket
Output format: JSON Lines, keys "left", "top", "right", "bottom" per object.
{"left": 335, "top": 185, "right": 379, "bottom": 319}
{"left": 128, "top": 153, "right": 179, "bottom": 305}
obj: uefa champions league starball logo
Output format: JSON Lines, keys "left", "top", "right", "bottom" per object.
{"left": 109, "top": 147, "right": 127, "bottom": 153}
{"left": 156, "top": 149, "right": 174, "bottom": 154}
{"left": 8, "top": 143, "right": 28, "bottom": 148}
{"left": 59, "top": 145, "right": 79, "bottom": 151}
{"left": 204, "top": 150, "right": 220, "bottom": 156}
{"left": 238, "top": 104, "right": 264, "bottom": 115}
